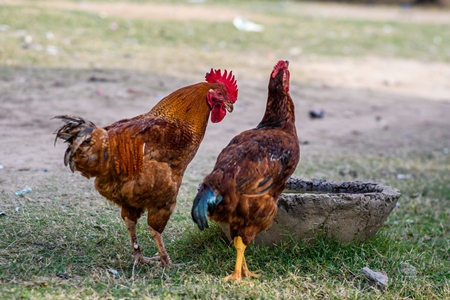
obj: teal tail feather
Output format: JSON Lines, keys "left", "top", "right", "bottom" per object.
{"left": 191, "top": 185, "right": 222, "bottom": 230}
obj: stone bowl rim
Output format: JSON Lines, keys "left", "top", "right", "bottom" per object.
{"left": 283, "top": 177, "right": 401, "bottom": 198}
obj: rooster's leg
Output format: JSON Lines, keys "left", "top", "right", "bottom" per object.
{"left": 224, "top": 236, "right": 258, "bottom": 281}
{"left": 149, "top": 227, "right": 171, "bottom": 267}
{"left": 122, "top": 207, "right": 153, "bottom": 264}
{"left": 123, "top": 217, "right": 153, "bottom": 264}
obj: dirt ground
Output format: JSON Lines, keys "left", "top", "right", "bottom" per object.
{"left": 1, "top": 2, "right": 450, "bottom": 199}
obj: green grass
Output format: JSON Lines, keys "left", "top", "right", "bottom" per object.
{"left": 1, "top": 149, "right": 449, "bottom": 299}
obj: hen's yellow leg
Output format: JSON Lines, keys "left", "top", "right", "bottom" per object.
{"left": 224, "top": 236, "right": 259, "bottom": 281}
{"left": 224, "top": 236, "right": 246, "bottom": 281}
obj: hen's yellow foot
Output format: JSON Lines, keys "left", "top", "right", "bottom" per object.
{"left": 223, "top": 270, "right": 259, "bottom": 281}
{"left": 223, "top": 272, "right": 242, "bottom": 281}
{"left": 242, "top": 256, "right": 260, "bottom": 278}
{"left": 223, "top": 236, "right": 261, "bottom": 281}
{"left": 242, "top": 268, "right": 260, "bottom": 278}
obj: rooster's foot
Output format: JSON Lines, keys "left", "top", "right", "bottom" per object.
{"left": 133, "top": 254, "right": 159, "bottom": 265}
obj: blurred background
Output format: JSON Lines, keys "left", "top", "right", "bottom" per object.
{"left": 1, "top": 0, "right": 449, "bottom": 171}
{"left": 1, "top": 0, "right": 449, "bottom": 81}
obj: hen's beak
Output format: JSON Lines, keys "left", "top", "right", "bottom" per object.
{"left": 224, "top": 101, "right": 234, "bottom": 113}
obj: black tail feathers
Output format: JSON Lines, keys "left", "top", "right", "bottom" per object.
{"left": 53, "top": 115, "right": 97, "bottom": 171}
{"left": 191, "top": 185, "right": 222, "bottom": 230}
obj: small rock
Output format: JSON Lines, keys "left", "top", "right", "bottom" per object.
{"left": 56, "top": 273, "right": 70, "bottom": 280}
{"left": 399, "top": 262, "right": 417, "bottom": 278}
{"left": 361, "top": 267, "right": 388, "bottom": 291}
{"left": 309, "top": 109, "right": 324, "bottom": 119}
{"left": 107, "top": 268, "right": 119, "bottom": 278}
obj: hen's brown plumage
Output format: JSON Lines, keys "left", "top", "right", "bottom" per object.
{"left": 192, "top": 61, "right": 300, "bottom": 280}
{"left": 54, "top": 71, "right": 238, "bottom": 266}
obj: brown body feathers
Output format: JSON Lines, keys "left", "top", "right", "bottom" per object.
{"left": 192, "top": 61, "right": 299, "bottom": 280}
{"left": 54, "top": 71, "right": 238, "bottom": 266}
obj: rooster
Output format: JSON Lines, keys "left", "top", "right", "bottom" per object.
{"left": 191, "top": 60, "right": 299, "bottom": 281}
{"left": 54, "top": 69, "right": 238, "bottom": 266}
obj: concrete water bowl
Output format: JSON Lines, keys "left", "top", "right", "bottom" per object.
{"left": 221, "top": 178, "right": 401, "bottom": 247}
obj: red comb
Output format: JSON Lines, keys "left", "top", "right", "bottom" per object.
{"left": 205, "top": 69, "right": 238, "bottom": 103}
{"left": 272, "top": 60, "right": 288, "bottom": 78}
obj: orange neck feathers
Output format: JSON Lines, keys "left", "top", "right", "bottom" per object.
{"left": 149, "top": 82, "right": 213, "bottom": 138}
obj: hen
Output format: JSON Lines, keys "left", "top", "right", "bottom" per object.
{"left": 54, "top": 69, "right": 238, "bottom": 266}
{"left": 191, "top": 60, "right": 299, "bottom": 280}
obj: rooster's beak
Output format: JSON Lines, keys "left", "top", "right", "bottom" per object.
{"left": 224, "top": 101, "right": 234, "bottom": 113}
